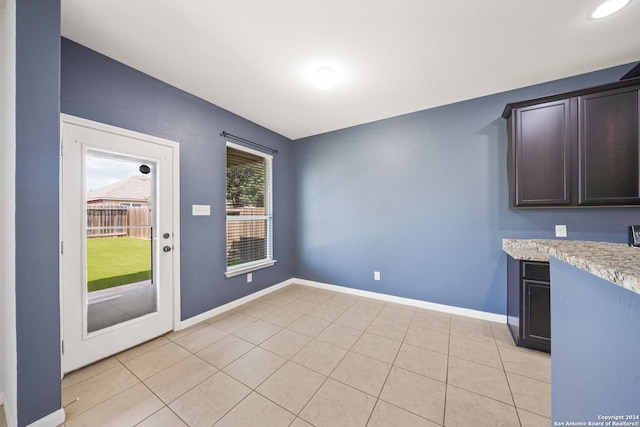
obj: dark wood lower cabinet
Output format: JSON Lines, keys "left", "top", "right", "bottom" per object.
{"left": 507, "top": 256, "right": 551, "bottom": 353}
{"left": 522, "top": 279, "right": 551, "bottom": 350}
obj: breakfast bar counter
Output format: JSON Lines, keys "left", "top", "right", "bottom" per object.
{"left": 503, "top": 239, "right": 640, "bottom": 296}
{"left": 503, "top": 238, "right": 640, "bottom": 424}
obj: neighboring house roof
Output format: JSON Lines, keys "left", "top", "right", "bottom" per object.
{"left": 87, "top": 175, "right": 151, "bottom": 202}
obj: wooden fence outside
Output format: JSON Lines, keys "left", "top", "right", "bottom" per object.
{"left": 87, "top": 205, "right": 151, "bottom": 239}
{"left": 226, "top": 206, "right": 267, "bottom": 263}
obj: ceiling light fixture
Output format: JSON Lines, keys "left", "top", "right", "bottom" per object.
{"left": 313, "top": 67, "right": 337, "bottom": 90}
{"left": 591, "top": 0, "right": 630, "bottom": 19}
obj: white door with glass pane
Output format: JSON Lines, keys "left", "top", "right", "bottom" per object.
{"left": 61, "top": 114, "right": 180, "bottom": 373}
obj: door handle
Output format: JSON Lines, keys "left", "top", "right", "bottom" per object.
{"left": 163, "top": 246, "right": 172, "bottom": 252}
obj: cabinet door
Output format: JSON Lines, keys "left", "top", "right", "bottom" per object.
{"left": 579, "top": 88, "right": 640, "bottom": 205}
{"left": 512, "top": 99, "right": 574, "bottom": 206}
{"left": 521, "top": 279, "right": 551, "bottom": 352}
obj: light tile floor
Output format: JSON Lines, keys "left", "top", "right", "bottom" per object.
{"left": 60, "top": 284, "right": 551, "bottom": 426}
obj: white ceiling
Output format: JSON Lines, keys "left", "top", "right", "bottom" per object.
{"left": 61, "top": 0, "right": 640, "bottom": 140}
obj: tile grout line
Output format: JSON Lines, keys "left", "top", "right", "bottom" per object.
{"left": 132, "top": 380, "right": 191, "bottom": 426}
{"left": 122, "top": 334, "right": 220, "bottom": 426}
{"left": 62, "top": 358, "right": 142, "bottom": 421}
{"left": 294, "top": 295, "right": 368, "bottom": 423}
{"left": 494, "top": 327, "right": 524, "bottom": 427}
{"left": 63, "top": 379, "right": 142, "bottom": 422}
{"left": 364, "top": 302, "right": 418, "bottom": 426}
{"left": 287, "top": 294, "right": 383, "bottom": 426}
{"left": 442, "top": 317, "right": 451, "bottom": 427}
{"left": 492, "top": 324, "right": 552, "bottom": 421}
{"left": 170, "top": 303, "right": 300, "bottom": 425}
{"left": 209, "top": 290, "right": 355, "bottom": 425}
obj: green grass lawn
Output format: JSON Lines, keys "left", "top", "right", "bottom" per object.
{"left": 87, "top": 237, "right": 152, "bottom": 292}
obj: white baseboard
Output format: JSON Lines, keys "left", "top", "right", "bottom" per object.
{"left": 1, "top": 394, "right": 15, "bottom": 427}
{"left": 292, "top": 278, "right": 507, "bottom": 323}
{"left": 177, "top": 277, "right": 505, "bottom": 329}
{"left": 177, "top": 279, "right": 295, "bottom": 329}
{"left": 25, "top": 408, "right": 65, "bottom": 427}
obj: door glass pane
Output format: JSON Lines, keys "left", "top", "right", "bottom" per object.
{"left": 85, "top": 150, "right": 157, "bottom": 333}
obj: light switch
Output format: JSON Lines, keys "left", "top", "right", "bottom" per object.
{"left": 192, "top": 204, "right": 211, "bottom": 216}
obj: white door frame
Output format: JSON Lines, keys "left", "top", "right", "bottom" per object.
{"left": 59, "top": 114, "right": 181, "bottom": 372}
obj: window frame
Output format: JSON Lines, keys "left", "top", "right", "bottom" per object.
{"left": 224, "top": 141, "right": 276, "bottom": 278}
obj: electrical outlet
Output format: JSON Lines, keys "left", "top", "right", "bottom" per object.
{"left": 374, "top": 271, "right": 380, "bottom": 281}
{"left": 555, "top": 225, "right": 567, "bottom": 238}
{"left": 247, "top": 273, "right": 252, "bottom": 283}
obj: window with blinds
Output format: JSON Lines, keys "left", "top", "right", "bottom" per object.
{"left": 226, "top": 142, "right": 274, "bottom": 276}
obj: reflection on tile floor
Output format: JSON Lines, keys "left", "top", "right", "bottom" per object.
{"left": 61, "top": 284, "right": 551, "bottom": 426}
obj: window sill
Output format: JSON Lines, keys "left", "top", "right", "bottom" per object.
{"left": 225, "top": 259, "right": 277, "bottom": 278}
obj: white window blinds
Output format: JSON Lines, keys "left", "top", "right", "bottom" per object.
{"left": 226, "top": 143, "right": 273, "bottom": 274}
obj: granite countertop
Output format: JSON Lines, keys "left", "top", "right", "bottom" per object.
{"left": 503, "top": 239, "right": 640, "bottom": 296}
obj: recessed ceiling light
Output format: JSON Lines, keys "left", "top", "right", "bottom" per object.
{"left": 313, "top": 67, "right": 337, "bottom": 90}
{"left": 591, "top": 0, "right": 630, "bottom": 19}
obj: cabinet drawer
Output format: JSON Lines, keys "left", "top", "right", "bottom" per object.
{"left": 522, "top": 261, "right": 550, "bottom": 281}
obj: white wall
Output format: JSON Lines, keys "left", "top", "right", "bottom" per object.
{"left": 0, "top": 2, "right": 5, "bottom": 405}
{"left": 2, "top": 1, "right": 17, "bottom": 425}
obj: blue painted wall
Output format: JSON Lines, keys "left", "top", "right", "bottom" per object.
{"left": 293, "top": 63, "right": 640, "bottom": 315}
{"left": 61, "top": 38, "right": 296, "bottom": 320}
{"left": 15, "top": 1, "right": 61, "bottom": 425}
{"left": 550, "top": 258, "right": 640, "bottom": 422}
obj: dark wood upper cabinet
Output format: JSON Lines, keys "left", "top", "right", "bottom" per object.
{"left": 511, "top": 99, "right": 574, "bottom": 206}
{"left": 504, "top": 77, "right": 640, "bottom": 208}
{"left": 579, "top": 88, "right": 640, "bottom": 205}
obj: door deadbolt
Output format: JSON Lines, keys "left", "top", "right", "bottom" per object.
{"left": 163, "top": 233, "right": 171, "bottom": 239}
{"left": 163, "top": 246, "right": 172, "bottom": 252}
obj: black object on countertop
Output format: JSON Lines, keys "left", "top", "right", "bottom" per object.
{"left": 629, "top": 225, "right": 640, "bottom": 247}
